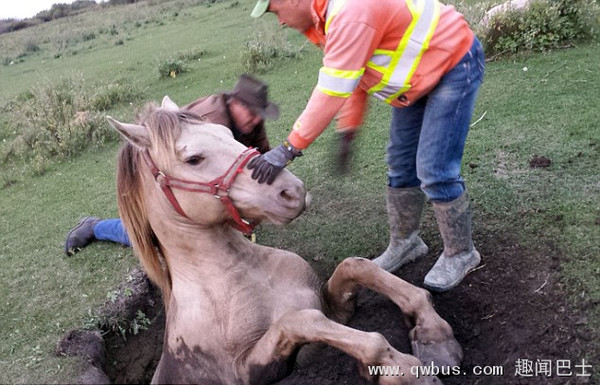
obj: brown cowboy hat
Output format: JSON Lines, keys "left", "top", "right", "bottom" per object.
{"left": 230, "top": 74, "right": 280, "bottom": 120}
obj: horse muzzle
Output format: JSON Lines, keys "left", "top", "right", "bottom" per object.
{"left": 258, "top": 169, "right": 309, "bottom": 225}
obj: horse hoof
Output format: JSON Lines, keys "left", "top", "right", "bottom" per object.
{"left": 410, "top": 338, "right": 463, "bottom": 368}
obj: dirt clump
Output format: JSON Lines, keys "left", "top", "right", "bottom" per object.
{"left": 529, "top": 155, "right": 552, "bottom": 168}
{"left": 57, "top": 268, "right": 163, "bottom": 384}
{"left": 56, "top": 330, "right": 109, "bottom": 385}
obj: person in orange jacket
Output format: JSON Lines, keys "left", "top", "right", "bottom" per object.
{"left": 248, "top": 0, "right": 485, "bottom": 292}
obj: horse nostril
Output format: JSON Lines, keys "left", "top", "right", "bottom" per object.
{"left": 279, "top": 185, "right": 306, "bottom": 206}
{"left": 280, "top": 189, "right": 298, "bottom": 202}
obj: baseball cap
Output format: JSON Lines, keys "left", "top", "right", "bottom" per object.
{"left": 251, "top": 0, "right": 270, "bottom": 18}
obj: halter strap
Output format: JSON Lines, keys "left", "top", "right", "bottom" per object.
{"left": 142, "top": 148, "right": 260, "bottom": 234}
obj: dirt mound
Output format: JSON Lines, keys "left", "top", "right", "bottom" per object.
{"left": 58, "top": 230, "right": 595, "bottom": 384}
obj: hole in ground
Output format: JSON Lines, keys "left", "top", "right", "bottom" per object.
{"left": 65, "top": 231, "right": 595, "bottom": 385}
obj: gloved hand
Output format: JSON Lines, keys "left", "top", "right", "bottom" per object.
{"left": 248, "top": 141, "right": 302, "bottom": 184}
{"left": 336, "top": 131, "right": 356, "bottom": 174}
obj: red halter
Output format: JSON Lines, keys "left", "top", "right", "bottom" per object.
{"left": 142, "top": 147, "right": 260, "bottom": 235}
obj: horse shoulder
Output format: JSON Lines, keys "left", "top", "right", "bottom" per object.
{"left": 257, "top": 246, "right": 319, "bottom": 285}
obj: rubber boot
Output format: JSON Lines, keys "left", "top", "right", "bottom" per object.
{"left": 372, "top": 187, "right": 429, "bottom": 272}
{"left": 424, "top": 191, "right": 481, "bottom": 292}
{"left": 64, "top": 216, "right": 101, "bottom": 256}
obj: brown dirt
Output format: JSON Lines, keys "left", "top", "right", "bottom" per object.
{"left": 276, "top": 229, "right": 595, "bottom": 385}
{"left": 529, "top": 155, "right": 552, "bottom": 168}
{"left": 58, "top": 230, "right": 596, "bottom": 384}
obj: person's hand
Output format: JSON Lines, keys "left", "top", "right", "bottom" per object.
{"left": 336, "top": 131, "right": 356, "bottom": 174}
{"left": 248, "top": 141, "right": 302, "bottom": 184}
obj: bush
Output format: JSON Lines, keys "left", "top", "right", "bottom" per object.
{"left": 90, "top": 80, "right": 143, "bottom": 111}
{"left": 1, "top": 78, "right": 105, "bottom": 161}
{"left": 25, "top": 42, "right": 41, "bottom": 53}
{"left": 156, "top": 58, "right": 189, "bottom": 78}
{"left": 481, "top": 0, "right": 599, "bottom": 56}
{"left": 0, "top": 76, "right": 141, "bottom": 172}
{"left": 82, "top": 32, "right": 97, "bottom": 41}
{"left": 240, "top": 26, "right": 304, "bottom": 73}
{"left": 176, "top": 48, "right": 206, "bottom": 62}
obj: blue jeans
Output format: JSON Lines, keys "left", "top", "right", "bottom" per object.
{"left": 387, "top": 38, "right": 485, "bottom": 202}
{"left": 94, "top": 218, "right": 131, "bottom": 247}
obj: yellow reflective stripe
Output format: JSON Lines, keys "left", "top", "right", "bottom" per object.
{"left": 367, "top": 0, "right": 440, "bottom": 103}
{"left": 325, "top": 0, "right": 347, "bottom": 34}
{"left": 318, "top": 67, "right": 364, "bottom": 98}
{"left": 320, "top": 67, "right": 364, "bottom": 79}
{"left": 385, "top": 1, "right": 439, "bottom": 102}
{"left": 317, "top": 86, "right": 353, "bottom": 98}
{"left": 367, "top": 1, "right": 419, "bottom": 96}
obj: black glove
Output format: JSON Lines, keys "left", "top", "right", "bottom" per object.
{"left": 248, "top": 141, "right": 302, "bottom": 184}
{"left": 336, "top": 131, "right": 356, "bottom": 174}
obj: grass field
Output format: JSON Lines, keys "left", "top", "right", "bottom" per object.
{"left": 0, "top": 0, "right": 599, "bottom": 383}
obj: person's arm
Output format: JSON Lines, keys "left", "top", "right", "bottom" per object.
{"left": 287, "top": 21, "right": 380, "bottom": 149}
{"left": 249, "top": 21, "right": 381, "bottom": 183}
{"left": 287, "top": 89, "right": 348, "bottom": 149}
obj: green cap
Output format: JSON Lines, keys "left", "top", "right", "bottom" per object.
{"left": 251, "top": 0, "right": 270, "bottom": 18}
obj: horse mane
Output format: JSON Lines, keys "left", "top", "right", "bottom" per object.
{"left": 116, "top": 103, "right": 204, "bottom": 308}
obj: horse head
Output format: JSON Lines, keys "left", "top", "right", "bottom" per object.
{"left": 109, "top": 96, "right": 308, "bottom": 230}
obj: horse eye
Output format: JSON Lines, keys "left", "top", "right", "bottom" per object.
{"left": 185, "top": 155, "right": 204, "bottom": 166}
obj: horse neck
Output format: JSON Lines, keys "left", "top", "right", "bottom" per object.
{"left": 148, "top": 209, "right": 255, "bottom": 281}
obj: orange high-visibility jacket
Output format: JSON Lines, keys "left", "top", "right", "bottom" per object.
{"left": 287, "top": 0, "right": 474, "bottom": 150}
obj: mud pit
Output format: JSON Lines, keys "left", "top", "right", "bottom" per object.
{"left": 61, "top": 229, "right": 594, "bottom": 385}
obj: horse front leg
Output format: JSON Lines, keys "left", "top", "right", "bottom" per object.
{"left": 238, "top": 309, "right": 441, "bottom": 385}
{"left": 323, "top": 257, "right": 462, "bottom": 368}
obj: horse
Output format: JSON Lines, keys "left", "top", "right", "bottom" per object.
{"left": 109, "top": 96, "right": 463, "bottom": 385}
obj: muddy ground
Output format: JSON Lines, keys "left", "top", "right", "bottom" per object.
{"left": 59, "top": 227, "right": 596, "bottom": 385}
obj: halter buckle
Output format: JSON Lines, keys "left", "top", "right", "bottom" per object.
{"left": 156, "top": 171, "right": 167, "bottom": 184}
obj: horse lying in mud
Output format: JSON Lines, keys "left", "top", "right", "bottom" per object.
{"left": 109, "top": 97, "right": 462, "bottom": 385}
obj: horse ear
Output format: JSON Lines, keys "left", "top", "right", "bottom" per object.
{"left": 161, "top": 96, "right": 179, "bottom": 111}
{"left": 107, "top": 116, "right": 151, "bottom": 148}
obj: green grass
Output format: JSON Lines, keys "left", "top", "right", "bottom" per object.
{"left": 0, "top": 0, "right": 599, "bottom": 382}
{"left": 0, "top": 144, "right": 139, "bottom": 383}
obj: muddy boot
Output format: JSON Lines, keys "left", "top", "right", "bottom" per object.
{"left": 424, "top": 192, "right": 481, "bottom": 292}
{"left": 64, "top": 216, "right": 101, "bottom": 256}
{"left": 372, "top": 187, "right": 429, "bottom": 272}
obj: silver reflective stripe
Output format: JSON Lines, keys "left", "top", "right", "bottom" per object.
{"left": 326, "top": 0, "right": 337, "bottom": 20}
{"left": 370, "top": 54, "right": 392, "bottom": 67}
{"left": 371, "top": 0, "right": 439, "bottom": 102}
{"left": 325, "top": 0, "right": 348, "bottom": 33}
{"left": 318, "top": 69, "right": 362, "bottom": 97}
{"left": 325, "top": 0, "right": 345, "bottom": 32}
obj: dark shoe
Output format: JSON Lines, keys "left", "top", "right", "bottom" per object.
{"left": 64, "top": 217, "right": 101, "bottom": 256}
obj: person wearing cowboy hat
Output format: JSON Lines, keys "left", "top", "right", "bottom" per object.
{"left": 64, "top": 74, "right": 280, "bottom": 255}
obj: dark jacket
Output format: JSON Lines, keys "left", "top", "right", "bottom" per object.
{"left": 183, "top": 94, "right": 271, "bottom": 154}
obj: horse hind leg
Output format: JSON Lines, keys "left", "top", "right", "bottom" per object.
{"left": 324, "top": 257, "right": 463, "bottom": 368}
{"left": 239, "top": 309, "right": 441, "bottom": 385}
